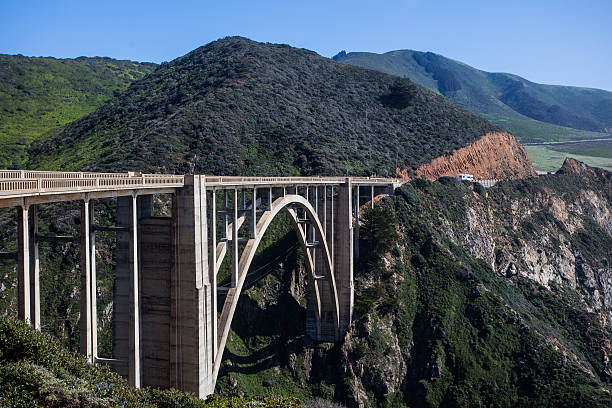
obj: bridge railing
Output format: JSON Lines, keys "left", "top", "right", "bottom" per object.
{"left": 204, "top": 176, "right": 402, "bottom": 187}
{"left": 0, "top": 174, "right": 184, "bottom": 197}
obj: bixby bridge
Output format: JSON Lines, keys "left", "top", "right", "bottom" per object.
{"left": 0, "top": 170, "right": 403, "bottom": 397}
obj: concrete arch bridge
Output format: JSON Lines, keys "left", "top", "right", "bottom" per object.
{"left": 0, "top": 171, "right": 403, "bottom": 397}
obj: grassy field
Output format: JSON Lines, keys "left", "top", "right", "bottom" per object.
{"left": 525, "top": 143, "right": 612, "bottom": 172}
{"left": 548, "top": 140, "right": 612, "bottom": 158}
{"left": 486, "top": 114, "right": 610, "bottom": 143}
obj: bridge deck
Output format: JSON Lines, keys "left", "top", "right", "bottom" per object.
{"left": 0, "top": 170, "right": 403, "bottom": 208}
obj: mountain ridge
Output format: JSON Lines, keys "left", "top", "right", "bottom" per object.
{"left": 333, "top": 49, "right": 612, "bottom": 142}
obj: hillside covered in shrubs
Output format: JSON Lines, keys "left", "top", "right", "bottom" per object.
{"left": 0, "top": 54, "right": 156, "bottom": 168}
{"left": 28, "top": 37, "right": 507, "bottom": 177}
{"left": 0, "top": 316, "right": 300, "bottom": 407}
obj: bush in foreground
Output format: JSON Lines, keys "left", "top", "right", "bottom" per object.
{"left": 0, "top": 317, "right": 300, "bottom": 407}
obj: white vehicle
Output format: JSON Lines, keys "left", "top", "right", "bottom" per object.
{"left": 456, "top": 173, "right": 474, "bottom": 182}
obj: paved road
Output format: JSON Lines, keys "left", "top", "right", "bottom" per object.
{"left": 522, "top": 137, "right": 612, "bottom": 146}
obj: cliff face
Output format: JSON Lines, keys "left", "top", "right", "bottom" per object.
{"left": 404, "top": 131, "right": 537, "bottom": 180}
{"left": 215, "top": 160, "right": 612, "bottom": 407}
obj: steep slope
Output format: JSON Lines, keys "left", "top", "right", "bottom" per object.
{"left": 28, "top": 37, "right": 533, "bottom": 179}
{"left": 333, "top": 50, "right": 612, "bottom": 142}
{"left": 0, "top": 54, "right": 157, "bottom": 167}
{"left": 217, "top": 160, "right": 612, "bottom": 407}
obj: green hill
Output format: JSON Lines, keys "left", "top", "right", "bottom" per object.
{"left": 27, "top": 37, "right": 505, "bottom": 177}
{"left": 333, "top": 49, "right": 612, "bottom": 143}
{"left": 0, "top": 54, "right": 157, "bottom": 167}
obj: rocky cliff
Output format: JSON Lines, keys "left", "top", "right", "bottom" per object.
{"left": 410, "top": 131, "right": 537, "bottom": 180}
{"left": 217, "top": 159, "right": 612, "bottom": 407}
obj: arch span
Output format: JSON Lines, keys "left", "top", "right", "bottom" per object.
{"left": 212, "top": 194, "right": 339, "bottom": 382}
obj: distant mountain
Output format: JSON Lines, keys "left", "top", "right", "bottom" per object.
{"left": 333, "top": 50, "right": 612, "bottom": 142}
{"left": 29, "top": 37, "right": 531, "bottom": 179}
{"left": 0, "top": 54, "right": 157, "bottom": 167}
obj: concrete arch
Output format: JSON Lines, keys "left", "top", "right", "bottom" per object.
{"left": 212, "top": 194, "right": 339, "bottom": 382}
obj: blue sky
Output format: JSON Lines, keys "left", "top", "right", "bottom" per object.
{"left": 2, "top": 0, "right": 611, "bottom": 91}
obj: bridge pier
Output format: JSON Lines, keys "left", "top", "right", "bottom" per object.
{"left": 334, "top": 179, "right": 354, "bottom": 336}
{"left": 170, "top": 175, "right": 213, "bottom": 396}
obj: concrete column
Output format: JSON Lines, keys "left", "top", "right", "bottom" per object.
{"left": 171, "top": 175, "right": 211, "bottom": 397}
{"left": 30, "top": 205, "right": 40, "bottom": 330}
{"left": 129, "top": 194, "right": 141, "bottom": 388}
{"left": 17, "top": 205, "right": 30, "bottom": 323}
{"left": 90, "top": 202, "right": 98, "bottom": 360}
{"left": 371, "top": 185, "right": 375, "bottom": 208}
{"left": 334, "top": 179, "right": 353, "bottom": 337}
{"left": 209, "top": 189, "right": 218, "bottom": 358}
{"left": 354, "top": 186, "right": 360, "bottom": 261}
{"left": 251, "top": 188, "right": 257, "bottom": 239}
{"left": 222, "top": 190, "right": 228, "bottom": 239}
{"left": 80, "top": 199, "right": 93, "bottom": 361}
{"left": 231, "top": 188, "right": 238, "bottom": 288}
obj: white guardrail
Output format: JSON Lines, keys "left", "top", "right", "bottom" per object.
{"left": 204, "top": 176, "right": 405, "bottom": 187}
{"left": 0, "top": 172, "right": 185, "bottom": 197}
{"left": 0, "top": 170, "right": 405, "bottom": 198}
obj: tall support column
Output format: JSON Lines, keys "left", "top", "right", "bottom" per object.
{"left": 171, "top": 175, "right": 211, "bottom": 397}
{"left": 323, "top": 186, "right": 327, "bottom": 236}
{"left": 90, "top": 202, "right": 98, "bottom": 361}
{"left": 231, "top": 188, "right": 239, "bottom": 288}
{"left": 209, "top": 189, "right": 217, "bottom": 358}
{"left": 80, "top": 199, "right": 93, "bottom": 361}
{"left": 222, "top": 191, "right": 228, "bottom": 239}
{"left": 371, "top": 185, "right": 375, "bottom": 208}
{"left": 250, "top": 188, "right": 257, "bottom": 239}
{"left": 330, "top": 186, "right": 334, "bottom": 263}
{"left": 354, "top": 186, "right": 360, "bottom": 260}
{"left": 30, "top": 205, "right": 40, "bottom": 330}
{"left": 17, "top": 204, "right": 30, "bottom": 323}
{"left": 129, "top": 194, "right": 141, "bottom": 387}
{"left": 334, "top": 178, "right": 353, "bottom": 337}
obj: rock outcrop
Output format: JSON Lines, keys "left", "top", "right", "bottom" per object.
{"left": 403, "top": 131, "right": 537, "bottom": 180}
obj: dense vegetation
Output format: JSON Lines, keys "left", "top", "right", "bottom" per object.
{"left": 0, "top": 54, "right": 156, "bottom": 168}
{"left": 333, "top": 49, "right": 612, "bottom": 143}
{"left": 0, "top": 317, "right": 300, "bottom": 407}
{"left": 27, "top": 37, "right": 501, "bottom": 176}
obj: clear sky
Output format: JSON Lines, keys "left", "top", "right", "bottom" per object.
{"left": 2, "top": 0, "right": 611, "bottom": 91}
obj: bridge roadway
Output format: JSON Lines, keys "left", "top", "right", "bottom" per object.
{"left": 0, "top": 170, "right": 404, "bottom": 397}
